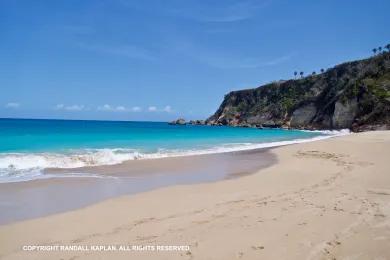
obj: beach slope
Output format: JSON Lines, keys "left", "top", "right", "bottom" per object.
{"left": 0, "top": 131, "right": 389, "bottom": 260}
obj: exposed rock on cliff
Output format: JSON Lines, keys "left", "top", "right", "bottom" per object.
{"left": 290, "top": 103, "right": 317, "bottom": 128}
{"left": 207, "top": 52, "right": 390, "bottom": 131}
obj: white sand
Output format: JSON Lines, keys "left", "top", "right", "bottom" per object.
{"left": 0, "top": 131, "right": 389, "bottom": 260}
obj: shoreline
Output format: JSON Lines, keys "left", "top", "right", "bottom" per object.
{"left": 0, "top": 131, "right": 389, "bottom": 259}
{"left": 0, "top": 148, "right": 276, "bottom": 225}
{"left": 0, "top": 128, "right": 348, "bottom": 184}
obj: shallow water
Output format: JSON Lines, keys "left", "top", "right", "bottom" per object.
{"left": 0, "top": 118, "right": 330, "bottom": 182}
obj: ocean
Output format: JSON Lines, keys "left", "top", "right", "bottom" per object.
{"left": 0, "top": 118, "right": 346, "bottom": 183}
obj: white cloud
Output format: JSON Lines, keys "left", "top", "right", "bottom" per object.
{"left": 148, "top": 106, "right": 157, "bottom": 112}
{"left": 97, "top": 104, "right": 113, "bottom": 111}
{"left": 131, "top": 106, "right": 142, "bottom": 112}
{"left": 147, "top": 105, "right": 173, "bottom": 113}
{"left": 162, "top": 105, "right": 173, "bottom": 113}
{"left": 5, "top": 102, "right": 20, "bottom": 109}
{"left": 65, "top": 105, "right": 84, "bottom": 111}
{"left": 116, "top": 106, "right": 126, "bottom": 111}
{"left": 55, "top": 104, "right": 85, "bottom": 111}
{"left": 97, "top": 104, "right": 129, "bottom": 112}
{"left": 55, "top": 104, "right": 64, "bottom": 109}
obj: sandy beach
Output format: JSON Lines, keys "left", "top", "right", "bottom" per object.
{"left": 0, "top": 131, "right": 389, "bottom": 260}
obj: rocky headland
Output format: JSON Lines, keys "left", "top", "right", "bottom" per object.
{"left": 206, "top": 52, "right": 390, "bottom": 131}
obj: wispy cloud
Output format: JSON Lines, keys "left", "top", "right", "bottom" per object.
{"left": 55, "top": 104, "right": 85, "bottom": 111}
{"left": 78, "top": 42, "right": 155, "bottom": 61}
{"left": 196, "top": 54, "right": 294, "bottom": 69}
{"left": 122, "top": 0, "right": 271, "bottom": 23}
{"left": 188, "top": 1, "right": 269, "bottom": 23}
{"left": 174, "top": 40, "right": 295, "bottom": 69}
{"left": 261, "top": 55, "right": 294, "bottom": 66}
{"left": 166, "top": 36, "right": 295, "bottom": 69}
{"left": 62, "top": 25, "right": 95, "bottom": 35}
{"left": 5, "top": 102, "right": 20, "bottom": 109}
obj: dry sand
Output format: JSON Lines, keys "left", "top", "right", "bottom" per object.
{"left": 0, "top": 131, "right": 389, "bottom": 260}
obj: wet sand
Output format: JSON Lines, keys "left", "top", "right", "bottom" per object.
{"left": 0, "top": 148, "right": 275, "bottom": 225}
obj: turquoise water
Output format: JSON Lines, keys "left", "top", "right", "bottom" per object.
{"left": 0, "top": 118, "right": 333, "bottom": 182}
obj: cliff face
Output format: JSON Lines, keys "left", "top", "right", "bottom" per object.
{"left": 207, "top": 53, "right": 390, "bottom": 131}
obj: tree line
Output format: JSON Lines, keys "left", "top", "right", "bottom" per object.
{"left": 293, "top": 43, "right": 390, "bottom": 79}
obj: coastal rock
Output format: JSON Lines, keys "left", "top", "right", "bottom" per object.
{"left": 332, "top": 99, "right": 358, "bottom": 129}
{"left": 238, "top": 123, "right": 252, "bottom": 128}
{"left": 261, "top": 120, "right": 283, "bottom": 128}
{"left": 290, "top": 103, "right": 317, "bottom": 128}
{"left": 246, "top": 115, "right": 271, "bottom": 125}
{"left": 169, "top": 118, "right": 187, "bottom": 125}
{"left": 189, "top": 120, "right": 206, "bottom": 125}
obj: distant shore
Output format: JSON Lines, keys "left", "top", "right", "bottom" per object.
{"left": 0, "top": 131, "right": 389, "bottom": 259}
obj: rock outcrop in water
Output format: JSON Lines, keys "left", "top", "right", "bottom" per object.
{"left": 189, "top": 120, "right": 206, "bottom": 125}
{"left": 207, "top": 52, "right": 390, "bottom": 131}
{"left": 169, "top": 119, "right": 206, "bottom": 125}
{"left": 169, "top": 118, "right": 187, "bottom": 125}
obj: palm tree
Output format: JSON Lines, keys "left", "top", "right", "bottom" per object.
{"left": 320, "top": 68, "right": 325, "bottom": 73}
{"left": 378, "top": 47, "right": 382, "bottom": 53}
{"left": 312, "top": 71, "right": 316, "bottom": 76}
{"left": 386, "top": 44, "right": 390, "bottom": 52}
{"left": 372, "top": 48, "right": 377, "bottom": 55}
{"left": 300, "top": 71, "right": 304, "bottom": 78}
{"left": 294, "top": 71, "right": 298, "bottom": 79}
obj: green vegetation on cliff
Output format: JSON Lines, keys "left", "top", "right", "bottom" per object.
{"left": 207, "top": 52, "right": 390, "bottom": 131}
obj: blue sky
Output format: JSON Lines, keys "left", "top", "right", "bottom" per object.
{"left": 1, "top": 0, "right": 389, "bottom": 121}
